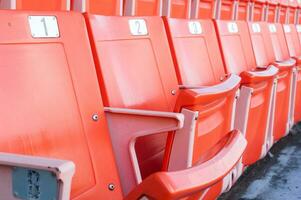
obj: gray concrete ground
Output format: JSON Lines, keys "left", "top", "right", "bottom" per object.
{"left": 219, "top": 122, "right": 301, "bottom": 200}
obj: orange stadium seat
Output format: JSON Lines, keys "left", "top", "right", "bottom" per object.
{"left": 246, "top": 22, "right": 279, "bottom": 149}
{"left": 282, "top": 23, "right": 301, "bottom": 123}
{"left": 215, "top": 20, "right": 278, "bottom": 166}
{"left": 253, "top": 0, "right": 268, "bottom": 21}
{"left": 123, "top": 0, "right": 191, "bottom": 18}
{"left": 287, "top": 0, "right": 298, "bottom": 23}
{"left": 266, "top": 24, "right": 295, "bottom": 140}
{"left": 267, "top": 0, "right": 280, "bottom": 23}
{"left": 0, "top": 10, "right": 123, "bottom": 200}
{"left": 1, "top": 0, "right": 301, "bottom": 199}
{"left": 85, "top": 14, "right": 246, "bottom": 199}
{"left": 169, "top": 0, "right": 191, "bottom": 18}
{"left": 72, "top": 0, "right": 123, "bottom": 15}
{"left": 219, "top": 0, "right": 238, "bottom": 20}
{"left": 123, "top": 0, "right": 162, "bottom": 16}
{"left": 191, "top": 0, "right": 217, "bottom": 19}
{"left": 237, "top": 0, "right": 253, "bottom": 21}
{"left": 191, "top": 0, "right": 237, "bottom": 20}
{"left": 297, "top": 0, "right": 301, "bottom": 23}
{"left": 278, "top": 0, "right": 288, "bottom": 23}
{"left": 164, "top": 17, "right": 243, "bottom": 199}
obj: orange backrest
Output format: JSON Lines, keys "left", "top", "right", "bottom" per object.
{"left": 288, "top": 0, "right": 298, "bottom": 23}
{"left": 0, "top": 10, "right": 122, "bottom": 199}
{"left": 124, "top": 0, "right": 161, "bottom": 16}
{"left": 283, "top": 24, "right": 301, "bottom": 56}
{"left": 297, "top": 0, "right": 301, "bottom": 23}
{"left": 278, "top": 0, "right": 289, "bottom": 23}
{"left": 170, "top": 0, "right": 191, "bottom": 18}
{"left": 253, "top": 0, "right": 268, "bottom": 21}
{"left": 267, "top": 0, "right": 279, "bottom": 22}
{"left": 14, "top": 0, "right": 70, "bottom": 10}
{"left": 237, "top": 0, "right": 250, "bottom": 21}
{"left": 195, "top": 0, "right": 236, "bottom": 19}
{"left": 85, "top": 15, "right": 179, "bottom": 178}
{"left": 248, "top": 22, "right": 276, "bottom": 67}
{"left": 268, "top": 23, "right": 291, "bottom": 60}
{"left": 165, "top": 19, "right": 226, "bottom": 85}
{"left": 215, "top": 20, "right": 257, "bottom": 74}
{"left": 72, "top": 0, "right": 122, "bottom": 15}
{"left": 164, "top": 18, "right": 237, "bottom": 165}
{"left": 194, "top": 0, "right": 216, "bottom": 19}
{"left": 220, "top": 0, "right": 237, "bottom": 20}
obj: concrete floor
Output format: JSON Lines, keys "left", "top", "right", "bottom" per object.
{"left": 220, "top": 122, "right": 301, "bottom": 200}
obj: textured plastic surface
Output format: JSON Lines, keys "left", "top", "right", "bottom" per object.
{"left": 0, "top": 10, "right": 122, "bottom": 200}
{"left": 86, "top": 14, "right": 246, "bottom": 199}
{"left": 215, "top": 20, "right": 276, "bottom": 166}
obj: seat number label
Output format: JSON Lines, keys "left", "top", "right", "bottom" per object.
{"left": 129, "top": 19, "right": 148, "bottom": 36}
{"left": 28, "top": 16, "right": 59, "bottom": 38}
{"left": 227, "top": 22, "right": 238, "bottom": 33}
{"left": 284, "top": 25, "right": 291, "bottom": 33}
{"left": 188, "top": 21, "right": 202, "bottom": 35}
{"left": 269, "top": 24, "right": 277, "bottom": 33}
{"left": 252, "top": 23, "right": 261, "bottom": 33}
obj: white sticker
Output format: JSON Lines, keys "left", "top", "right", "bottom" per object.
{"left": 269, "top": 24, "right": 277, "bottom": 33}
{"left": 284, "top": 25, "right": 291, "bottom": 33}
{"left": 296, "top": 25, "right": 301, "bottom": 32}
{"left": 188, "top": 21, "right": 202, "bottom": 35}
{"left": 129, "top": 19, "right": 148, "bottom": 36}
{"left": 28, "top": 16, "right": 59, "bottom": 38}
{"left": 252, "top": 23, "right": 261, "bottom": 33}
{"left": 227, "top": 22, "right": 238, "bottom": 33}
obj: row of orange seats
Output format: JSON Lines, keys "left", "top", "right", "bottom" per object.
{"left": 2, "top": 0, "right": 301, "bottom": 22}
{"left": 0, "top": 0, "right": 300, "bottom": 200}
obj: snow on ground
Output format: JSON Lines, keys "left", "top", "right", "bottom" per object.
{"left": 241, "top": 146, "right": 301, "bottom": 200}
{"left": 220, "top": 123, "right": 301, "bottom": 200}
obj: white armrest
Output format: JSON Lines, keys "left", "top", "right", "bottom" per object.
{"left": 104, "top": 107, "right": 184, "bottom": 128}
{"left": 104, "top": 107, "right": 184, "bottom": 195}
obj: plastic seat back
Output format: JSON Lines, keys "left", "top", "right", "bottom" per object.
{"left": 253, "top": 0, "right": 268, "bottom": 21}
{"left": 215, "top": 20, "right": 275, "bottom": 165}
{"left": 0, "top": 10, "right": 122, "bottom": 199}
{"left": 288, "top": 0, "right": 298, "bottom": 24}
{"left": 237, "top": 0, "right": 251, "bottom": 21}
{"left": 283, "top": 24, "right": 301, "bottom": 123}
{"left": 72, "top": 0, "right": 123, "bottom": 15}
{"left": 192, "top": 0, "right": 237, "bottom": 19}
{"left": 191, "top": 0, "right": 216, "bottom": 19}
{"left": 165, "top": 19, "right": 226, "bottom": 85}
{"left": 279, "top": 0, "right": 289, "bottom": 23}
{"left": 0, "top": 0, "right": 71, "bottom": 10}
{"left": 267, "top": 0, "right": 279, "bottom": 22}
{"left": 170, "top": 0, "right": 191, "bottom": 18}
{"left": 220, "top": 0, "right": 238, "bottom": 20}
{"left": 248, "top": 22, "right": 276, "bottom": 67}
{"left": 123, "top": 0, "right": 190, "bottom": 18}
{"left": 215, "top": 20, "right": 257, "bottom": 74}
{"left": 267, "top": 22, "right": 294, "bottom": 140}
{"left": 86, "top": 15, "right": 179, "bottom": 181}
{"left": 283, "top": 24, "right": 301, "bottom": 57}
{"left": 268, "top": 23, "right": 291, "bottom": 61}
{"left": 124, "top": 0, "right": 162, "bottom": 16}
{"left": 164, "top": 18, "right": 236, "bottom": 163}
